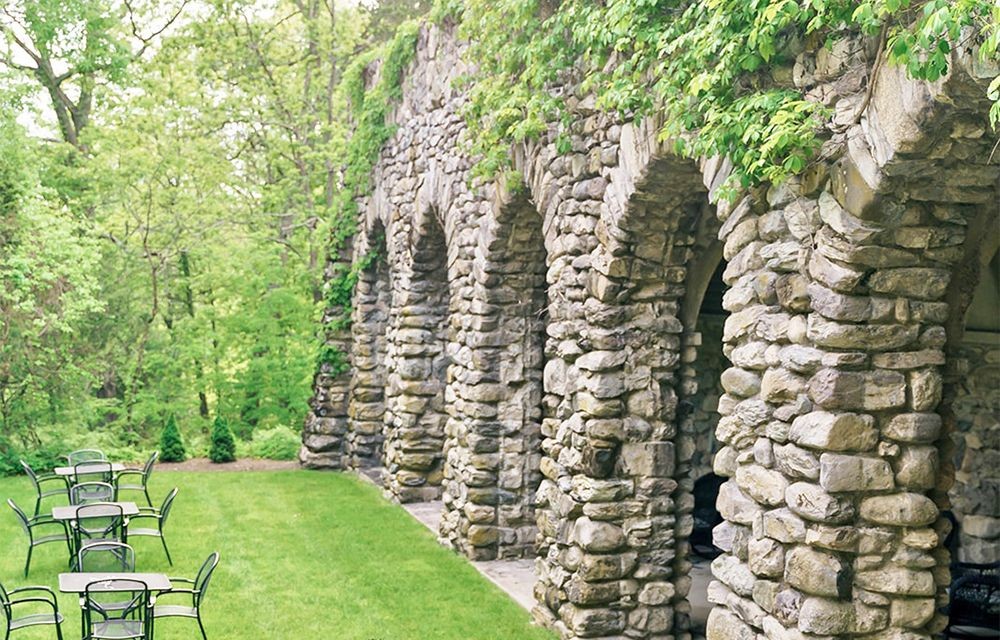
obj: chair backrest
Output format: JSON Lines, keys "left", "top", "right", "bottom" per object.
{"left": 74, "top": 461, "right": 113, "bottom": 485}
{"left": 71, "top": 481, "right": 115, "bottom": 505}
{"left": 18, "top": 460, "right": 41, "bottom": 491}
{"left": 0, "top": 580, "right": 11, "bottom": 619}
{"left": 84, "top": 578, "right": 149, "bottom": 634}
{"left": 159, "top": 488, "right": 179, "bottom": 528}
{"left": 143, "top": 451, "right": 159, "bottom": 481}
{"left": 75, "top": 503, "right": 125, "bottom": 544}
{"left": 78, "top": 541, "right": 136, "bottom": 573}
{"left": 68, "top": 449, "right": 106, "bottom": 465}
{"left": 6, "top": 499, "right": 32, "bottom": 537}
{"left": 194, "top": 552, "right": 220, "bottom": 607}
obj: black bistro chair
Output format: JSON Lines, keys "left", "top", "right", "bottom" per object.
{"left": 66, "top": 449, "right": 106, "bottom": 466}
{"left": 77, "top": 542, "right": 136, "bottom": 574}
{"left": 154, "top": 552, "right": 219, "bottom": 640}
{"left": 0, "top": 578, "right": 65, "bottom": 639}
{"left": 115, "top": 452, "right": 158, "bottom": 507}
{"left": 70, "top": 482, "right": 115, "bottom": 506}
{"left": 71, "top": 503, "right": 126, "bottom": 567}
{"left": 82, "top": 578, "right": 152, "bottom": 640}
{"left": 127, "top": 488, "right": 178, "bottom": 565}
{"left": 946, "top": 561, "right": 1000, "bottom": 638}
{"left": 19, "top": 460, "right": 69, "bottom": 517}
{"left": 6, "top": 499, "right": 72, "bottom": 576}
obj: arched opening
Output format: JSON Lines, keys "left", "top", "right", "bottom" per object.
{"left": 348, "top": 221, "right": 390, "bottom": 474}
{"left": 383, "top": 212, "right": 452, "bottom": 503}
{"left": 948, "top": 248, "right": 1000, "bottom": 564}
{"left": 441, "top": 191, "right": 548, "bottom": 561}
{"left": 681, "top": 260, "right": 730, "bottom": 634}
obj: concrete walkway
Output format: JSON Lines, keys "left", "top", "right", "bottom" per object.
{"left": 357, "top": 469, "right": 710, "bottom": 633}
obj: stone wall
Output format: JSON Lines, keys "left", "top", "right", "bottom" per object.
{"left": 302, "top": 20, "right": 1000, "bottom": 640}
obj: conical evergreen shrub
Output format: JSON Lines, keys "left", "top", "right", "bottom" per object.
{"left": 159, "top": 415, "right": 186, "bottom": 462}
{"left": 209, "top": 416, "right": 236, "bottom": 463}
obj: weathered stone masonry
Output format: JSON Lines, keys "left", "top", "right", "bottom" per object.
{"left": 302, "top": 22, "right": 1000, "bottom": 640}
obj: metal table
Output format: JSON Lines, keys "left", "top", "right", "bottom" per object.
{"left": 58, "top": 572, "right": 172, "bottom": 638}
{"left": 52, "top": 502, "right": 140, "bottom": 521}
{"left": 53, "top": 462, "right": 126, "bottom": 476}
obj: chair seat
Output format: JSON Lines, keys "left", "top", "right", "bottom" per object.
{"left": 117, "top": 483, "right": 144, "bottom": 491}
{"left": 9, "top": 611, "right": 64, "bottom": 630}
{"left": 127, "top": 528, "right": 161, "bottom": 537}
{"left": 91, "top": 619, "right": 146, "bottom": 639}
{"left": 154, "top": 604, "right": 198, "bottom": 618}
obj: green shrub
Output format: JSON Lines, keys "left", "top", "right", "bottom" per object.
{"left": 249, "top": 426, "right": 301, "bottom": 461}
{"left": 159, "top": 415, "right": 187, "bottom": 462}
{"left": 0, "top": 437, "right": 66, "bottom": 476}
{"left": 209, "top": 416, "right": 237, "bottom": 463}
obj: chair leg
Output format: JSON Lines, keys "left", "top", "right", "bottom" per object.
{"left": 33, "top": 495, "right": 41, "bottom": 517}
{"left": 160, "top": 535, "right": 172, "bottom": 566}
{"left": 55, "top": 618, "right": 64, "bottom": 640}
{"left": 197, "top": 614, "right": 208, "bottom": 640}
{"left": 24, "top": 544, "right": 32, "bottom": 577}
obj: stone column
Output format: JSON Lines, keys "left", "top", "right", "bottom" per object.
{"left": 705, "top": 175, "right": 974, "bottom": 638}
{"left": 300, "top": 254, "right": 353, "bottom": 469}
{"left": 346, "top": 238, "right": 390, "bottom": 469}
{"left": 382, "top": 220, "right": 451, "bottom": 502}
{"left": 441, "top": 192, "right": 547, "bottom": 560}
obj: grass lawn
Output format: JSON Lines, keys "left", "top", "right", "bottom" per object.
{"left": 0, "top": 470, "right": 555, "bottom": 640}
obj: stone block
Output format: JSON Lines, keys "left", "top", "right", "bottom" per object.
{"left": 789, "top": 411, "right": 878, "bottom": 452}
{"left": 819, "top": 453, "right": 894, "bottom": 492}
{"left": 808, "top": 368, "right": 906, "bottom": 411}
{"left": 785, "top": 545, "right": 849, "bottom": 598}
{"left": 860, "top": 493, "right": 938, "bottom": 527}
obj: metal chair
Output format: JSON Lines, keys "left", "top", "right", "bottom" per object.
{"left": 82, "top": 578, "right": 151, "bottom": 640}
{"left": 70, "top": 482, "right": 115, "bottom": 506}
{"left": 19, "top": 460, "right": 69, "bottom": 517}
{"left": 71, "top": 504, "right": 126, "bottom": 568}
{"left": 77, "top": 541, "right": 136, "bottom": 573}
{"left": 0, "top": 579, "right": 65, "bottom": 639}
{"left": 154, "top": 552, "right": 219, "bottom": 640}
{"left": 66, "top": 449, "right": 106, "bottom": 466}
{"left": 127, "top": 488, "right": 178, "bottom": 565}
{"left": 115, "top": 452, "right": 158, "bottom": 507}
{"left": 72, "top": 462, "right": 114, "bottom": 487}
{"left": 945, "top": 561, "right": 1000, "bottom": 638}
{"left": 6, "top": 499, "right": 72, "bottom": 577}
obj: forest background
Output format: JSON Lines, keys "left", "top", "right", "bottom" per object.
{"left": 0, "top": 0, "right": 427, "bottom": 471}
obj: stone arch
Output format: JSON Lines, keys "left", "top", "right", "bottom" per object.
{"left": 441, "top": 183, "right": 548, "bottom": 560}
{"left": 383, "top": 207, "right": 454, "bottom": 503}
{"left": 347, "top": 220, "right": 391, "bottom": 470}
{"left": 703, "top": 51, "right": 999, "bottom": 640}
{"left": 531, "top": 128, "right": 722, "bottom": 637}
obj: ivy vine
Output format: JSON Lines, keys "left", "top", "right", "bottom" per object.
{"left": 316, "top": 21, "right": 420, "bottom": 369}
{"left": 443, "top": 0, "right": 999, "bottom": 191}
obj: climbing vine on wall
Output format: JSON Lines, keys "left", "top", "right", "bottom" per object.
{"left": 442, "top": 0, "right": 999, "bottom": 192}
{"left": 317, "top": 21, "right": 420, "bottom": 370}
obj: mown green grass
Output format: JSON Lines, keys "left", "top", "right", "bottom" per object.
{"left": 0, "top": 470, "right": 554, "bottom": 640}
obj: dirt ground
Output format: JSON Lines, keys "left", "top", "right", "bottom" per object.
{"left": 154, "top": 458, "right": 301, "bottom": 472}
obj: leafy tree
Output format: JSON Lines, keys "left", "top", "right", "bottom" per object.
{"left": 209, "top": 416, "right": 236, "bottom": 463}
{"left": 159, "top": 415, "right": 186, "bottom": 462}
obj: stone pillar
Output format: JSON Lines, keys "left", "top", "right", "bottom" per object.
{"left": 441, "top": 193, "right": 547, "bottom": 560}
{"left": 346, "top": 235, "right": 390, "bottom": 469}
{"left": 382, "top": 219, "right": 451, "bottom": 502}
{"left": 705, "top": 177, "right": 974, "bottom": 638}
{"left": 300, "top": 254, "right": 352, "bottom": 469}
